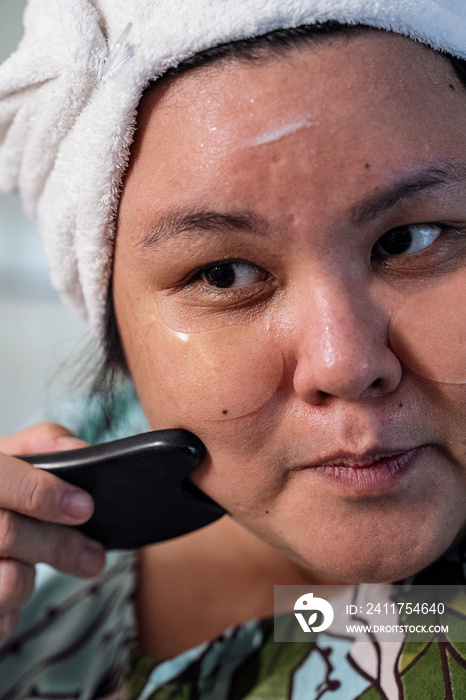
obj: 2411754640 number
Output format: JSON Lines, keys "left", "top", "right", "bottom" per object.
{"left": 346, "top": 602, "right": 445, "bottom": 615}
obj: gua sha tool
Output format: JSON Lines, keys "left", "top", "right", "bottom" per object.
{"left": 20, "top": 430, "right": 226, "bottom": 550}
{"left": 153, "top": 324, "right": 284, "bottom": 421}
{"left": 389, "top": 268, "right": 466, "bottom": 383}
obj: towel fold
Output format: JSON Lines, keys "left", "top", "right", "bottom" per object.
{"left": 0, "top": 0, "right": 465, "bottom": 333}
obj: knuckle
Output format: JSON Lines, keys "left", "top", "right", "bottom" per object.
{"left": 22, "top": 471, "right": 55, "bottom": 518}
{"left": 0, "top": 561, "right": 24, "bottom": 608}
{"left": 32, "top": 422, "right": 74, "bottom": 446}
{"left": 0, "top": 511, "right": 19, "bottom": 556}
{"left": 0, "top": 422, "right": 76, "bottom": 457}
{"left": 35, "top": 421, "right": 64, "bottom": 433}
{"left": 25, "top": 421, "right": 66, "bottom": 439}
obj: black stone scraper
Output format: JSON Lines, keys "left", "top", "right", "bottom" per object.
{"left": 19, "top": 430, "right": 226, "bottom": 550}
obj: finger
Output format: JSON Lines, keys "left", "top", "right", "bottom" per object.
{"left": 0, "top": 609, "right": 20, "bottom": 647}
{"left": 0, "top": 453, "right": 94, "bottom": 525}
{"left": 0, "top": 560, "right": 35, "bottom": 614}
{"left": 0, "top": 423, "right": 88, "bottom": 456}
{"left": 0, "top": 510, "right": 105, "bottom": 578}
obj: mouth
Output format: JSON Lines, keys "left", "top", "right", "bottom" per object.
{"left": 293, "top": 445, "right": 431, "bottom": 496}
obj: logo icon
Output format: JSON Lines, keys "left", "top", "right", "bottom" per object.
{"left": 294, "top": 592, "right": 334, "bottom": 633}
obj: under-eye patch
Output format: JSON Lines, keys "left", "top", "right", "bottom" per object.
{"left": 389, "top": 268, "right": 466, "bottom": 384}
{"left": 152, "top": 316, "right": 284, "bottom": 421}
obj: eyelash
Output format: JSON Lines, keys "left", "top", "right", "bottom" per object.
{"left": 186, "top": 258, "right": 269, "bottom": 291}
{"left": 371, "top": 222, "right": 442, "bottom": 260}
{"left": 372, "top": 222, "right": 466, "bottom": 269}
{"left": 183, "top": 222, "right": 465, "bottom": 293}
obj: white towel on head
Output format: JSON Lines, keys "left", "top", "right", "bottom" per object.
{"left": 0, "top": 0, "right": 465, "bottom": 334}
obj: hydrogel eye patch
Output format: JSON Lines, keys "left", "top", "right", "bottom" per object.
{"left": 389, "top": 270, "right": 466, "bottom": 384}
{"left": 153, "top": 323, "right": 284, "bottom": 421}
{"left": 155, "top": 278, "right": 266, "bottom": 334}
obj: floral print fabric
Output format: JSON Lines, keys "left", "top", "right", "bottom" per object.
{"left": 127, "top": 544, "right": 466, "bottom": 700}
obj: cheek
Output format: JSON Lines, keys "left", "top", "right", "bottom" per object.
{"left": 114, "top": 274, "right": 287, "bottom": 502}
{"left": 389, "top": 267, "right": 466, "bottom": 384}
{"left": 389, "top": 267, "right": 466, "bottom": 466}
{"left": 122, "top": 308, "right": 293, "bottom": 509}
{"left": 126, "top": 311, "right": 284, "bottom": 424}
{"left": 426, "top": 382, "right": 466, "bottom": 470}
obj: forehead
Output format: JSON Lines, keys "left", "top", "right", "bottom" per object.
{"left": 133, "top": 30, "right": 457, "bottom": 145}
{"left": 120, "top": 31, "right": 466, "bottom": 234}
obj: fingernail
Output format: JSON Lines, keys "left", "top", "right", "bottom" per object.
{"left": 62, "top": 490, "right": 93, "bottom": 519}
{"left": 80, "top": 545, "right": 105, "bottom": 576}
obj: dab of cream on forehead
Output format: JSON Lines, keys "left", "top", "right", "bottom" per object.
{"left": 195, "top": 115, "right": 317, "bottom": 154}
{"left": 244, "top": 116, "right": 318, "bottom": 147}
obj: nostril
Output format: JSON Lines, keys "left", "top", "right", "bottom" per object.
{"left": 293, "top": 346, "right": 402, "bottom": 404}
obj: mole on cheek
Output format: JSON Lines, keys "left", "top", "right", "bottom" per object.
{"left": 389, "top": 269, "right": 466, "bottom": 383}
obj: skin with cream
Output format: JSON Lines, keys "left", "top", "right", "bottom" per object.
{"left": 113, "top": 31, "right": 466, "bottom": 655}
{"left": 244, "top": 116, "right": 318, "bottom": 147}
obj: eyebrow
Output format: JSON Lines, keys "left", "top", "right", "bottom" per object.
{"left": 136, "top": 159, "right": 466, "bottom": 250}
{"left": 136, "top": 210, "right": 270, "bottom": 250}
{"left": 349, "top": 160, "right": 466, "bottom": 227}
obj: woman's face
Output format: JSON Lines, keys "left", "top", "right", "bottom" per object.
{"left": 114, "top": 31, "right": 466, "bottom": 583}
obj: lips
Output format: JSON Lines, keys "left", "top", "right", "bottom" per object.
{"left": 293, "top": 446, "right": 429, "bottom": 495}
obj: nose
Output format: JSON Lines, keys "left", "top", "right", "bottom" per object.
{"left": 291, "top": 282, "right": 402, "bottom": 404}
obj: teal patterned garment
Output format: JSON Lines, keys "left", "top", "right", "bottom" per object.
{"left": 0, "top": 385, "right": 148, "bottom": 700}
{"left": 126, "top": 544, "right": 466, "bottom": 700}
{"left": 1, "top": 385, "right": 465, "bottom": 700}
{"left": 0, "top": 550, "right": 137, "bottom": 700}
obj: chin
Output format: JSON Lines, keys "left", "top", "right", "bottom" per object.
{"left": 252, "top": 508, "right": 462, "bottom": 585}
{"left": 294, "top": 529, "right": 459, "bottom": 585}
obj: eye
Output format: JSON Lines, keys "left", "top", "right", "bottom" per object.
{"left": 372, "top": 223, "right": 442, "bottom": 258}
{"left": 198, "top": 261, "right": 267, "bottom": 289}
